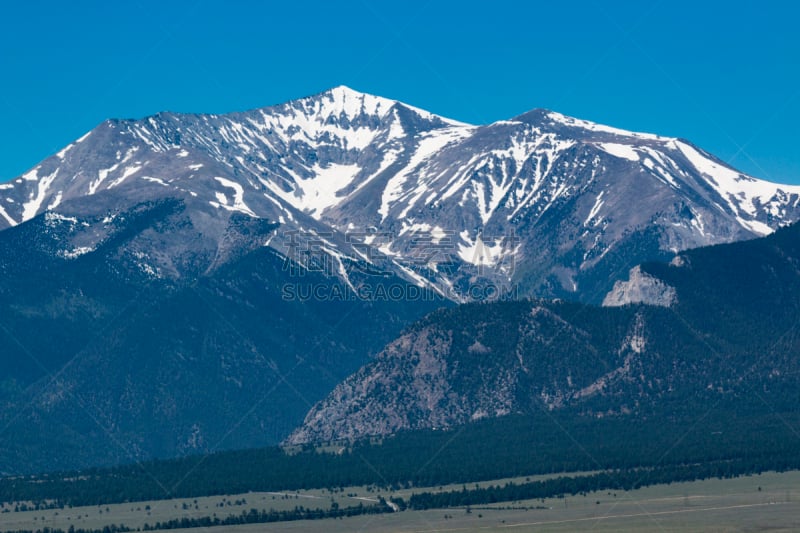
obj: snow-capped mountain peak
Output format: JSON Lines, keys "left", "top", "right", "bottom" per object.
{"left": 306, "top": 85, "right": 398, "bottom": 121}
{"left": 2, "top": 88, "right": 800, "bottom": 302}
{"left": 538, "top": 109, "right": 668, "bottom": 141}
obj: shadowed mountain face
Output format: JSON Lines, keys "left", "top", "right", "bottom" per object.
{"left": 1, "top": 87, "right": 799, "bottom": 472}
{"left": 287, "top": 221, "right": 800, "bottom": 445}
{"left": 2, "top": 86, "right": 799, "bottom": 302}
{"left": 0, "top": 198, "right": 444, "bottom": 473}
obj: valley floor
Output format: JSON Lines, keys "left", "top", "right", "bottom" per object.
{"left": 1, "top": 471, "right": 799, "bottom": 532}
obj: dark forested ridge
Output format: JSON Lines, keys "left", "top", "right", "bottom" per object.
{"left": 1, "top": 407, "right": 799, "bottom": 507}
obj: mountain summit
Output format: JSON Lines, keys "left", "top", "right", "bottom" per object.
{"left": 2, "top": 86, "right": 799, "bottom": 300}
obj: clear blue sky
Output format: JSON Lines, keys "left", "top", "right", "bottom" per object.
{"left": 1, "top": 1, "right": 799, "bottom": 183}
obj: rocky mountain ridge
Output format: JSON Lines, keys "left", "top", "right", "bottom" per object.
{"left": 2, "top": 86, "right": 799, "bottom": 301}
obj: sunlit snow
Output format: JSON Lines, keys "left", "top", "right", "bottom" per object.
{"left": 597, "top": 143, "right": 640, "bottom": 162}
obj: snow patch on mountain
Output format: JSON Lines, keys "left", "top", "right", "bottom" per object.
{"left": 141, "top": 176, "right": 169, "bottom": 187}
{"left": 597, "top": 142, "right": 640, "bottom": 162}
{"left": 673, "top": 141, "right": 799, "bottom": 234}
{"left": 584, "top": 191, "right": 605, "bottom": 226}
{"left": 59, "top": 246, "right": 94, "bottom": 260}
{"left": 458, "top": 232, "right": 506, "bottom": 267}
{"left": 379, "top": 126, "right": 474, "bottom": 220}
{"left": 22, "top": 168, "right": 59, "bottom": 222}
{"left": 89, "top": 147, "right": 140, "bottom": 195}
{"left": 293, "top": 163, "right": 362, "bottom": 217}
{"left": 109, "top": 164, "right": 144, "bottom": 189}
{"left": 212, "top": 177, "right": 257, "bottom": 217}
{"left": 0, "top": 205, "right": 16, "bottom": 226}
{"left": 546, "top": 111, "right": 666, "bottom": 141}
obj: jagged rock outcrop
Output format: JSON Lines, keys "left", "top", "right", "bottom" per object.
{"left": 602, "top": 265, "right": 677, "bottom": 307}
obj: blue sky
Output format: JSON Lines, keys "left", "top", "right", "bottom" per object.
{"left": 1, "top": 1, "right": 798, "bottom": 183}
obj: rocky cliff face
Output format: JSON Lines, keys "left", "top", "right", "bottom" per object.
{"left": 286, "top": 302, "right": 655, "bottom": 444}
{"left": 602, "top": 265, "right": 677, "bottom": 307}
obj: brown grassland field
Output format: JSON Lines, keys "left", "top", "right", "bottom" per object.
{"left": 0, "top": 470, "right": 798, "bottom": 532}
